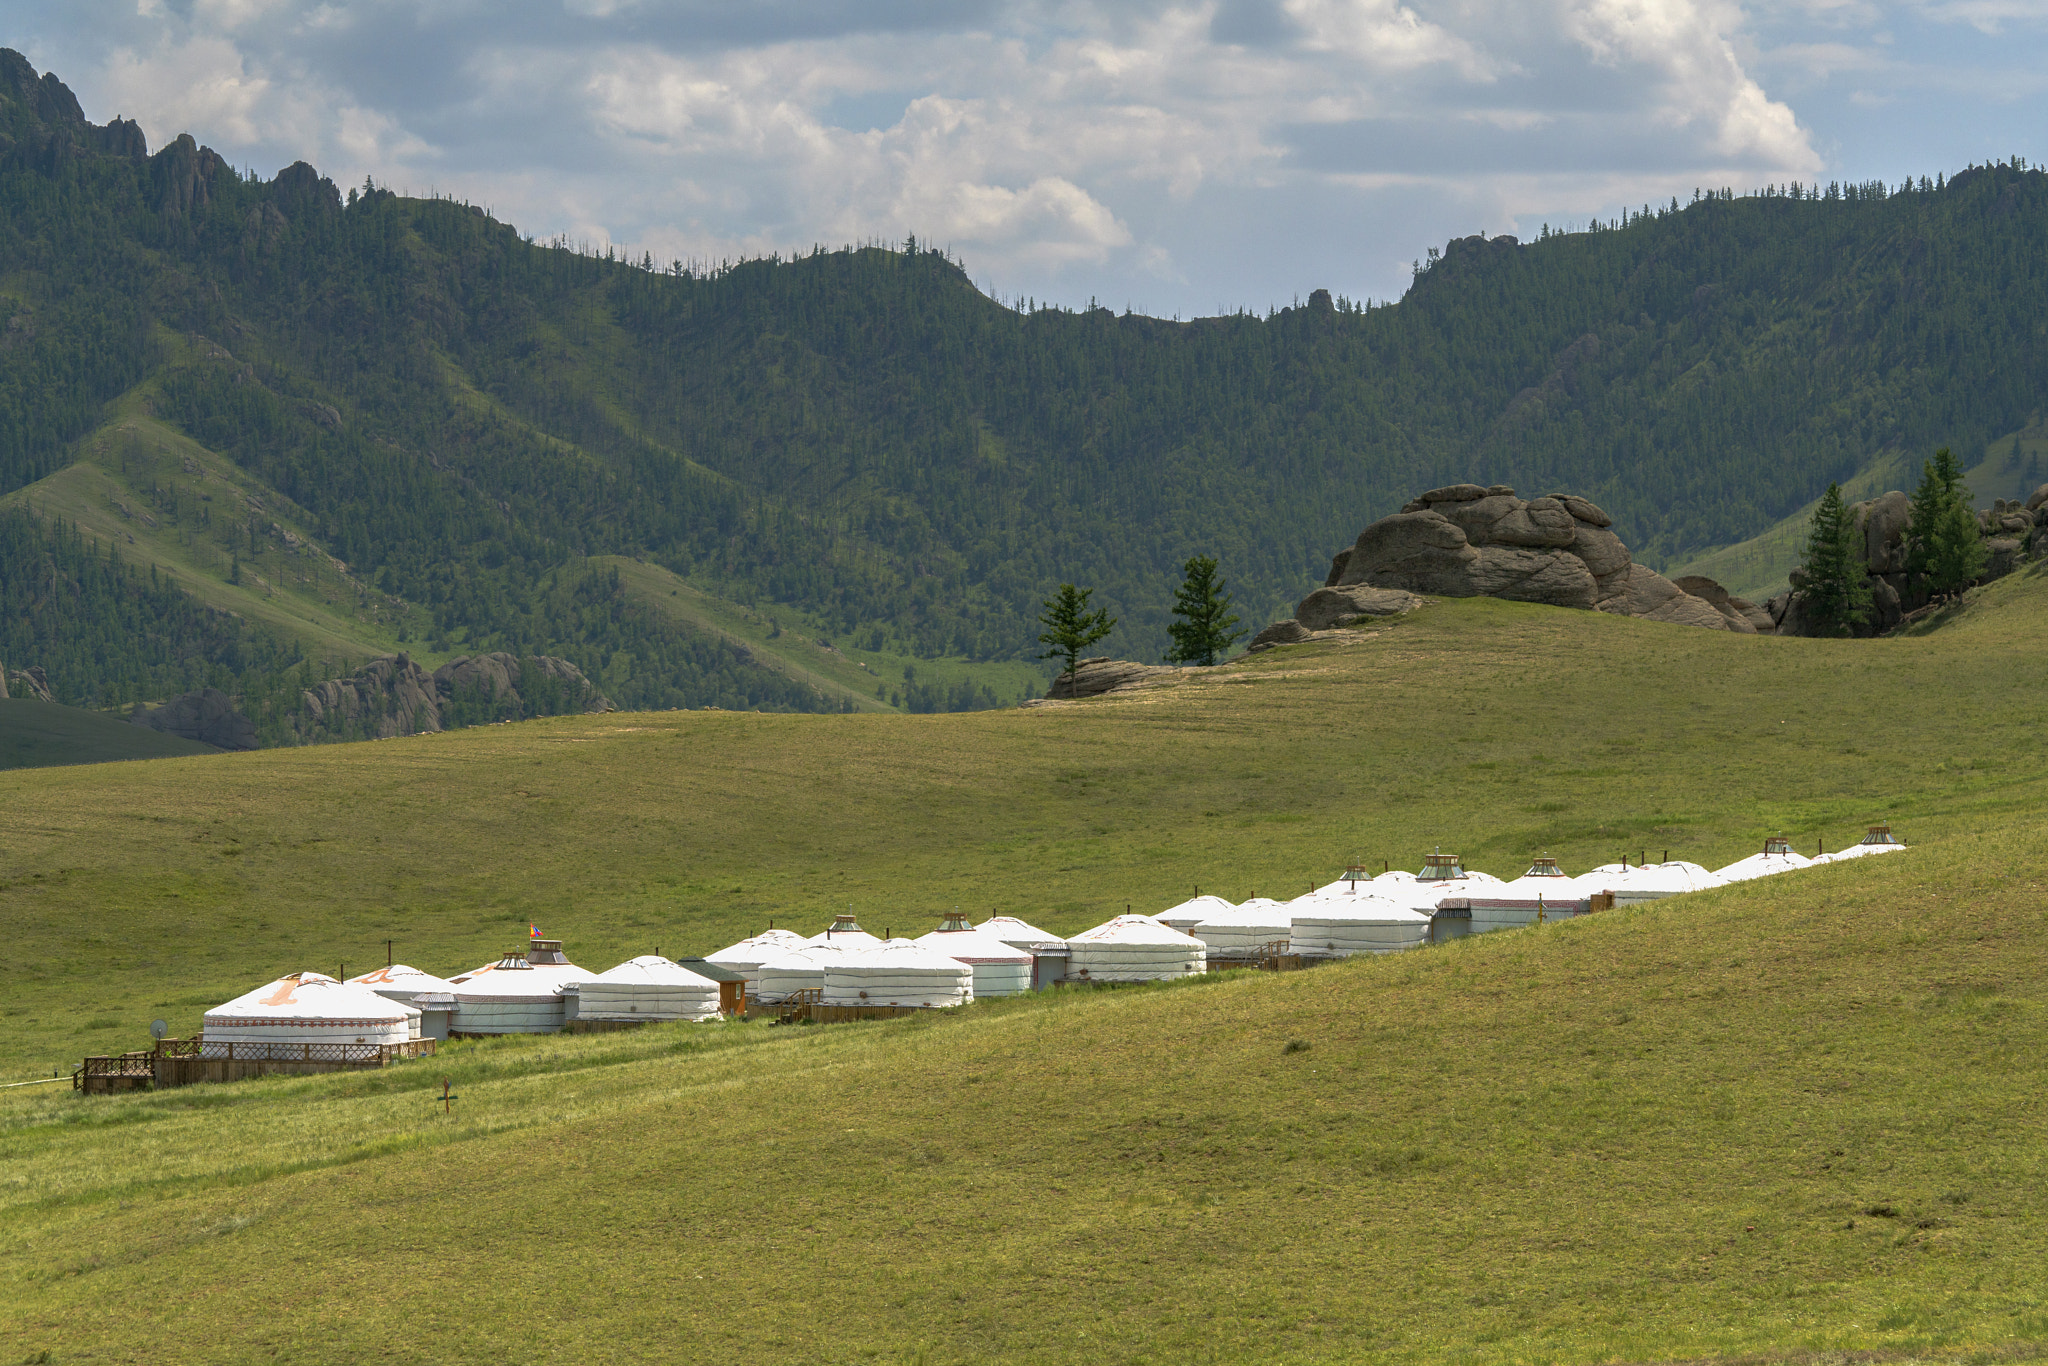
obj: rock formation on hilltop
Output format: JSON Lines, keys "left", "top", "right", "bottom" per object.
{"left": 1252, "top": 485, "right": 1769, "bottom": 648}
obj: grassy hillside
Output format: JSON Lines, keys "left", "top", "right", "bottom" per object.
{"left": 3, "top": 572, "right": 2048, "bottom": 1360}
{"left": 0, "top": 697, "right": 216, "bottom": 768}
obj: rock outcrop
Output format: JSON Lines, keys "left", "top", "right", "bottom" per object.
{"left": 1764, "top": 483, "right": 2048, "bottom": 636}
{"left": 0, "top": 663, "right": 54, "bottom": 703}
{"left": 1257, "top": 485, "right": 1760, "bottom": 642}
{"left": 129, "top": 687, "right": 259, "bottom": 751}
{"left": 296, "top": 651, "right": 612, "bottom": 740}
{"left": 1044, "top": 658, "right": 1173, "bottom": 700}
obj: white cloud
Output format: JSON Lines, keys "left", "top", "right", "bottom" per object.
{"left": 22, "top": 0, "right": 1853, "bottom": 311}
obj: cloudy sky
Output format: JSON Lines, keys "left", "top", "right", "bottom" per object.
{"left": 11, "top": 1, "right": 2046, "bottom": 316}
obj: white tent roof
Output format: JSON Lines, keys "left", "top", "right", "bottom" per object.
{"left": 1154, "top": 894, "right": 1236, "bottom": 928}
{"left": 1390, "top": 871, "right": 1504, "bottom": 911}
{"left": 1812, "top": 843, "right": 1907, "bottom": 864}
{"left": 347, "top": 964, "right": 460, "bottom": 998}
{"left": 206, "top": 971, "right": 414, "bottom": 1027}
{"left": 589, "top": 954, "right": 721, "bottom": 987}
{"left": 449, "top": 950, "right": 597, "bottom": 1000}
{"left": 1715, "top": 849, "right": 1815, "bottom": 883}
{"left": 1372, "top": 870, "right": 1418, "bottom": 885}
{"left": 807, "top": 916, "right": 883, "bottom": 949}
{"left": 1493, "top": 869, "right": 1587, "bottom": 900}
{"left": 755, "top": 941, "right": 850, "bottom": 972}
{"left": 1069, "top": 913, "right": 1206, "bottom": 948}
{"left": 916, "top": 925, "right": 1030, "bottom": 965}
{"left": 1193, "top": 900, "right": 1292, "bottom": 932}
{"left": 706, "top": 929, "right": 808, "bottom": 970}
{"left": 1581, "top": 864, "right": 1728, "bottom": 897}
{"left": 979, "top": 915, "right": 1065, "bottom": 948}
{"left": 1291, "top": 895, "right": 1432, "bottom": 926}
{"left": 835, "top": 938, "right": 981, "bottom": 974}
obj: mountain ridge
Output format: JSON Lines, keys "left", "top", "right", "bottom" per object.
{"left": 3, "top": 49, "right": 2045, "bottom": 728}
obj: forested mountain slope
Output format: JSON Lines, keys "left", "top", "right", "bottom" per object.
{"left": 3, "top": 48, "right": 2045, "bottom": 720}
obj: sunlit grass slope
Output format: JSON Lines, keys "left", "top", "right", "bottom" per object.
{"left": 2, "top": 567, "right": 2047, "bottom": 1362}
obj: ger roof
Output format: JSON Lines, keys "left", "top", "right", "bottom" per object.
{"left": 588, "top": 955, "right": 720, "bottom": 987}
{"left": 979, "top": 914, "right": 1065, "bottom": 947}
{"left": 915, "top": 924, "right": 1030, "bottom": 964}
{"left": 806, "top": 921, "right": 883, "bottom": 949}
{"left": 1192, "top": 900, "right": 1292, "bottom": 931}
{"left": 1714, "top": 848, "right": 1815, "bottom": 883}
{"left": 1156, "top": 893, "right": 1236, "bottom": 924}
{"left": 206, "top": 971, "right": 413, "bottom": 1024}
{"left": 833, "top": 938, "right": 978, "bottom": 973}
{"left": 671, "top": 955, "right": 749, "bottom": 984}
{"left": 348, "top": 964, "right": 460, "bottom": 995}
{"left": 1068, "top": 913, "right": 1205, "bottom": 947}
{"left": 448, "top": 950, "right": 598, "bottom": 999}
{"left": 1290, "top": 894, "right": 1432, "bottom": 925}
{"left": 707, "top": 928, "right": 808, "bottom": 965}
{"left": 1813, "top": 845, "right": 1897, "bottom": 864}
{"left": 756, "top": 940, "right": 852, "bottom": 973}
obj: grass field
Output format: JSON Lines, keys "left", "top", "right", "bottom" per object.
{"left": 3, "top": 565, "right": 2047, "bottom": 1362}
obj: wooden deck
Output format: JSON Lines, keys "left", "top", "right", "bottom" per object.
{"left": 76, "top": 1037, "right": 435, "bottom": 1093}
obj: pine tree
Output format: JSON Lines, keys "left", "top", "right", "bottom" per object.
{"left": 1036, "top": 584, "right": 1115, "bottom": 685}
{"left": 1902, "top": 453, "right": 1948, "bottom": 583}
{"left": 1799, "top": 482, "right": 1873, "bottom": 637}
{"left": 1904, "top": 446, "right": 1987, "bottom": 600}
{"left": 1926, "top": 494, "right": 1989, "bottom": 600}
{"left": 1164, "top": 554, "right": 1245, "bottom": 666}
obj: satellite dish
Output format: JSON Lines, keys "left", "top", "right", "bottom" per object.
{"left": 150, "top": 1019, "right": 168, "bottom": 1041}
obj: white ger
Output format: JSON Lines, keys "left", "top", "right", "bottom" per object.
{"left": 202, "top": 972, "right": 417, "bottom": 1058}
{"left": 1715, "top": 836, "right": 1816, "bottom": 883}
{"left": 1286, "top": 879, "right": 1431, "bottom": 957}
{"left": 823, "top": 939, "right": 974, "bottom": 1008}
{"left": 917, "top": 913, "right": 1033, "bottom": 998}
{"left": 1154, "top": 893, "right": 1236, "bottom": 933}
{"left": 807, "top": 913, "right": 883, "bottom": 950}
{"left": 751, "top": 941, "right": 849, "bottom": 1005}
{"left": 1579, "top": 860, "right": 1726, "bottom": 905}
{"left": 1813, "top": 824, "right": 1908, "bottom": 864}
{"left": 1188, "top": 897, "right": 1293, "bottom": 958}
{"left": 1065, "top": 914, "right": 1206, "bottom": 983}
{"left": 978, "top": 914, "right": 1071, "bottom": 990}
{"left": 347, "top": 964, "right": 461, "bottom": 1041}
{"left": 705, "top": 928, "right": 809, "bottom": 983}
{"left": 1457, "top": 856, "right": 1590, "bottom": 934}
{"left": 570, "top": 955, "right": 723, "bottom": 1023}
{"left": 447, "top": 938, "right": 597, "bottom": 1034}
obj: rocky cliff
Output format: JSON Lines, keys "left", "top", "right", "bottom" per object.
{"left": 1253, "top": 485, "right": 1768, "bottom": 648}
{"left": 294, "top": 651, "right": 611, "bottom": 741}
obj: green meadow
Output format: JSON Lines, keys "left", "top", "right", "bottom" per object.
{"left": 3, "top": 567, "right": 2048, "bottom": 1362}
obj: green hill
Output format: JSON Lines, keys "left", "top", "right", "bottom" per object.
{"left": 0, "top": 696, "right": 216, "bottom": 768}
{"left": 3, "top": 561, "right": 2048, "bottom": 1361}
{"left": 6, "top": 49, "right": 2048, "bottom": 724}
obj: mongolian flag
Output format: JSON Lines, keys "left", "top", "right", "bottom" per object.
{"left": 529, "top": 923, "right": 541, "bottom": 940}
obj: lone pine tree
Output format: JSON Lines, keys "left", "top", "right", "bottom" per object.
{"left": 1164, "top": 555, "right": 1245, "bottom": 667}
{"left": 1036, "top": 584, "right": 1116, "bottom": 686}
